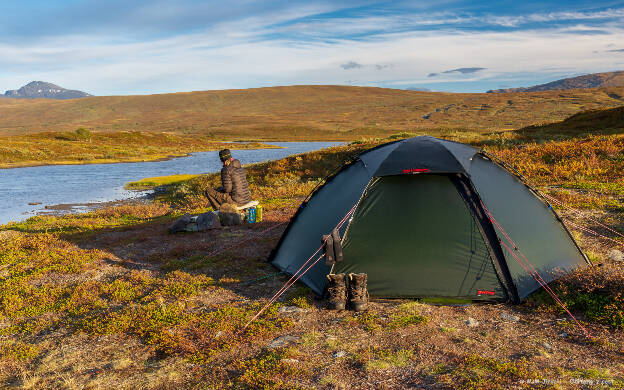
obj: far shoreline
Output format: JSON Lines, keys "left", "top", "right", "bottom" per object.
{"left": 0, "top": 142, "right": 285, "bottom": 170}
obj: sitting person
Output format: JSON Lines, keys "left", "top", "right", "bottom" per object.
{"left": 205, "top": 149, "right": 252, "bottom": 210}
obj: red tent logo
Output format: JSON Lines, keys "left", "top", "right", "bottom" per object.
{"left": 402, "top": 168, "right": 430, "bottom": 174}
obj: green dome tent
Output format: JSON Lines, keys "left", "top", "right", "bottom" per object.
{"left": 269, "top": 136, "right": 589, "bottom": 303}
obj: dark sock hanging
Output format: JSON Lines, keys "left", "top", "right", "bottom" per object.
{"left": 322, "top": 234, "right": 335, "bottom": 265}
{"left": 332, "top": 228, "right": 343, "bottom": 262}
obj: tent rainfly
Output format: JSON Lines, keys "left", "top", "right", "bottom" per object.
{"left": 269, "top": 136, "right": 590, "bottom": 303}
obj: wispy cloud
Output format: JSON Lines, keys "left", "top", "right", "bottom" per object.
{"left": 442, "top": 67, "right": 486, "bottom": 74}
{"left": 1, "top": 1, "right": 623, "bottom": 94}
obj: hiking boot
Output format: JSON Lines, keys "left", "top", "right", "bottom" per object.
{"left": 326, "top": 273, "right": 347, "bottom": 310}
{"left": 348, "top": 273, "right": 368, "bottom": 312}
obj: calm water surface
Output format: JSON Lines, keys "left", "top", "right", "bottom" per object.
{"left": 0, "top": 142, "right": 343, "bottom": 225}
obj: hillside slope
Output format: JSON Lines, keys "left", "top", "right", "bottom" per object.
{"left": 516, "top": 105, "right": 624, "bottom": 140}
{"left": 488, "top": 71, "right": 624, "bottom": 93}
{"left": 1, "top": 85, "right": 623, "bottom": 139}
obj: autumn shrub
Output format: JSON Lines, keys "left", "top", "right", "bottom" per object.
{"left": 0, "top": 342, "right": 39, "bottom": 362}
{"left": 450, "top": 355, "right": 542, "bottom": 389}
{"left": 483, "top": 135, "right": 624, "bottom": 186}
{"left": 234, "top": 349, "right": 302, "bottom": 390}
{"left": 533, "top": 262, "right": 624, "bottom": 329}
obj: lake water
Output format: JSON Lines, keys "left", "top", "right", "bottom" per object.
{"left": 0, "top": 142, "right": 343, "bottom": 225}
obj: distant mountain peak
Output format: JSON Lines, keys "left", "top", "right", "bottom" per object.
{"left": 487, "top": 71, "right": 624, "bottom": 93}
{"left": 3, "top": 81, "right": 92, "bottom": 99}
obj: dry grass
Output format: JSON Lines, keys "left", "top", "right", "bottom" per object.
{"left": 0, "top": 108, "right": 623, "bottom": 388}
{"left": 1, "top": 85, "right": 624, "bottom": 140}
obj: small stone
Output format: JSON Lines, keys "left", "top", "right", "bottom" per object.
{"left": 500, "top": 312, "right": 521, "bottom": 322}
{"left": 215, "top": 331, "right": 224, "bottom": 339}
{"left": 608, "top": 249, "right": 624, "bottom": 262}
{"left": 278, "top": 306, "right": 307, "bottom": 313}
{"left": 466, "top": 317, "right": 479, "bottom": 327}
{"left": 541, "top": 342, "right": 553, "bottom": 351}
{"left": 268, "top": 335, "right": 300, "bottom": 349}
{"left": 558, "top": 332, "right": 568, "bottom": 338}
{"left": 281, "top": 358, "right": 299, "bottom": 364}
{"left": 333, "top": 351, "right": 347, "bottom": 358}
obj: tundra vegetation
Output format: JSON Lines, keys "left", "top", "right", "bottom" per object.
{"left": 1, "top": 85, "right": 623, "bottom": 138}
{"left": 0, "top": 129, "right": 276, "bottom": 168}
{"left": 0, "top": 104, "right": 623, "bottom": 388}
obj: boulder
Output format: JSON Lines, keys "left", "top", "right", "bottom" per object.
{"left": 219, "top": 203, "right": 245, "bottom": 226}
{"left": 219, "top": 212, "right": 244, "bottom": 226}
{"left": 465, "top": 317, "right": 479, "bottom": 327}
{"left": 500, "top": 312, "right": 521, "bottom": 322}
{"left": 268, "top": 335, "right": 300, "bottom": 349}
{"left": 278, "top": 306, "right": 307, "bottom": 314}
{"left": 608, "top": 249, "right": 624, "bottom": 262}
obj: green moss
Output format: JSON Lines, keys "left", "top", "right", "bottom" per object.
{"left": 125, "top": 174, "right": 201, "bottom": 189}
{"left": 284, "top": 286, "right": 312, "bottom": 309}
{"left": 390, "top": 313, "right": 428, "bottom": 328}
{"left": 357, "top": 312, "right": 381, "bottom": 333}
{"left": 387, "top": 132, "right": 416, "bottom": 140}
{"left": 364, "top": 349, "right": 414, "bottom": 371}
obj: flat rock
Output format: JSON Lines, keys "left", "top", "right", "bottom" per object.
{"left": 333, "top": 351, "right": 347, "bottom": 358}
{"left": 608, "top": 249, "right": 624, "bottom": 262}
{"left": 268, "top": 335, "right": 300, "bottom": 349}
{"left": 500, "top": 312, "right": 521, "bottom": 322}
{"left": 281, "top": 358, "right": 299, "bottom": 364}
{"left": 278, "top": 306, "right": 307, "bottom": 314}
{"left": 541, "top": 342, "right": 553, "bottom": 351}
{"left": 466, "top": 317, "right": 479, "bottom": 327}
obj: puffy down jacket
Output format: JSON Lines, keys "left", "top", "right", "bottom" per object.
{"left": 221, "top": 159, "right": 252, "bottom": 205}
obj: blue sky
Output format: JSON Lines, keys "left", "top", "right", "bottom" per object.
{"left": 1, "top": 0, "right": 623, "bottom": 95}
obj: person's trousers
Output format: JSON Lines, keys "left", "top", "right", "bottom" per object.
{"left": 205, "top": 187, "right": 233, "bottom": 210}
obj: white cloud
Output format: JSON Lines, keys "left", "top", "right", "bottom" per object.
{"left": 1, "top": 7, "right": 624, "bottom": 94}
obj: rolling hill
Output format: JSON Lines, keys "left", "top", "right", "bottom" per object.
{"left": 515, "top": 104, "right": 624, "bottom": 140}
{"left": 0, "top": 85, "right": 623, "bottom": 139}
{"left": 487, "top": 71, "right": 624, "bottom": 93}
